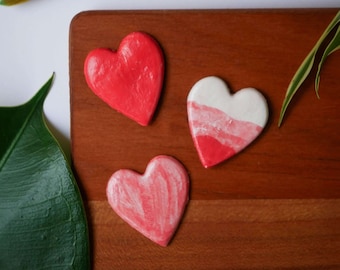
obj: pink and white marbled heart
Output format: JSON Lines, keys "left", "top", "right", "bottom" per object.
{"left": 106, "top": 155, "right": 189, "bottom": 246}
{"left": 187, "top": 76, "right": 268, "bottom": 168}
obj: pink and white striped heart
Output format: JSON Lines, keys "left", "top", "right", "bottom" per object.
{"left": 106, "top": 155, "right": 189, "bottom": 246}
{"left": 187, "top": 76, "right": 268, "bottom": 168}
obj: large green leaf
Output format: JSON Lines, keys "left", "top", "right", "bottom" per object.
{"left": 0, "top": 74, "right": 90, "bottom": 269}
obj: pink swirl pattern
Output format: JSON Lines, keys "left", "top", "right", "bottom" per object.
{"left": 106, "top": 155, "right": 189, "bottom": 246}
{"left": 188, "top": 101, "right": 263, "bottom": 168}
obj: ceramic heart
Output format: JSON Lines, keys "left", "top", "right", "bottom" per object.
{"left": 106, "top": 155, "right": 189, "bottom": 246}
{"left": 187, "top": 76, "right": 268, "bottom": 168}
{"left": 84, "top": 32, "right": 164, "bottom": 126}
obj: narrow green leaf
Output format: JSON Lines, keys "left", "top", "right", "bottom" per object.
{"left": 278, "top": 11, "right": 340, "bottom": 127}
{"left": 0, "top": 74, "right": 90, "bottom": 269}
{"left": 278, "top": 48, "right": 317, "bottom": 127}
{"left": 315, "top": 24, "right": 340, "bottom": 93}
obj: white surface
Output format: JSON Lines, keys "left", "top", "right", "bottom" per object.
{"left": 0, "top": 1, "right": 339, "bottom": 155}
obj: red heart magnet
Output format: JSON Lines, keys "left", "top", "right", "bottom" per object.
{"left": 106, "top": 155, "right": 190, "bottom": 246}
{"left": 84, "top": 32, "right": 164, "bottom": 126}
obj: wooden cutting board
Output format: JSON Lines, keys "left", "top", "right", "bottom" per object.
{"left": 69, "top": 10, "right": 340, "bottom": 269}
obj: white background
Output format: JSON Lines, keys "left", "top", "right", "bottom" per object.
{"left": 0, "top": 0, "right": 339, "bottom": 156}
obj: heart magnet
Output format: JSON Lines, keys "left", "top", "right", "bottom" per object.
{"left": 84, "top": 32, "right": 164, "bottom": 126}
{"left": 106, "top": 155, "right": 189, "bottom": 246}
{"left": 187, "top": 76, "right": 268, "bottom": 168}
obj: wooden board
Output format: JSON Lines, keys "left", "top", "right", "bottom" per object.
{"left": 88, "top": 199, "right": 340, "bottom": 269}
{"left": 69, "top": 10, "right": 340, "bottom": 269}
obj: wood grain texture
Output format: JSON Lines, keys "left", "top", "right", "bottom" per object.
{"left": 69, "top": 10, "right": 340, "bottom": 269}
{"left": 70, "top": 9, "right": 340, "bottom": 201}
{"left": 88, "top": 200, "right": 340, "bottom": 269}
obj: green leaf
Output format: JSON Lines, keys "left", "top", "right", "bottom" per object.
{"left": 0, "top": 0, "right": 27, "bottom": 5}
{"left": 278, "top": 10, "right": 340, "bottom": 127}
{"left": 315, "top": 24, "right": 340, "bottom": 92}
{"left": 0, "top": 74, "right": 90, "bottom": 269}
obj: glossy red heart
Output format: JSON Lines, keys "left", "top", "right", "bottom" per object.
{"left": 84, "top": 32, "right": 164, "bottom": 126}
{"left": 106, "top": 155, "right": 189, "bottom": 246}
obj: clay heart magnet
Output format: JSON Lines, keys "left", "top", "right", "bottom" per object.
{"left": 187, "top": 76, "right": 268, "bottom": 168}
{"left": 106, "top": 155, "right": 189, "bottom": 246}
{"left": 84, "top": 32, "right": 164, "bottom": 126}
